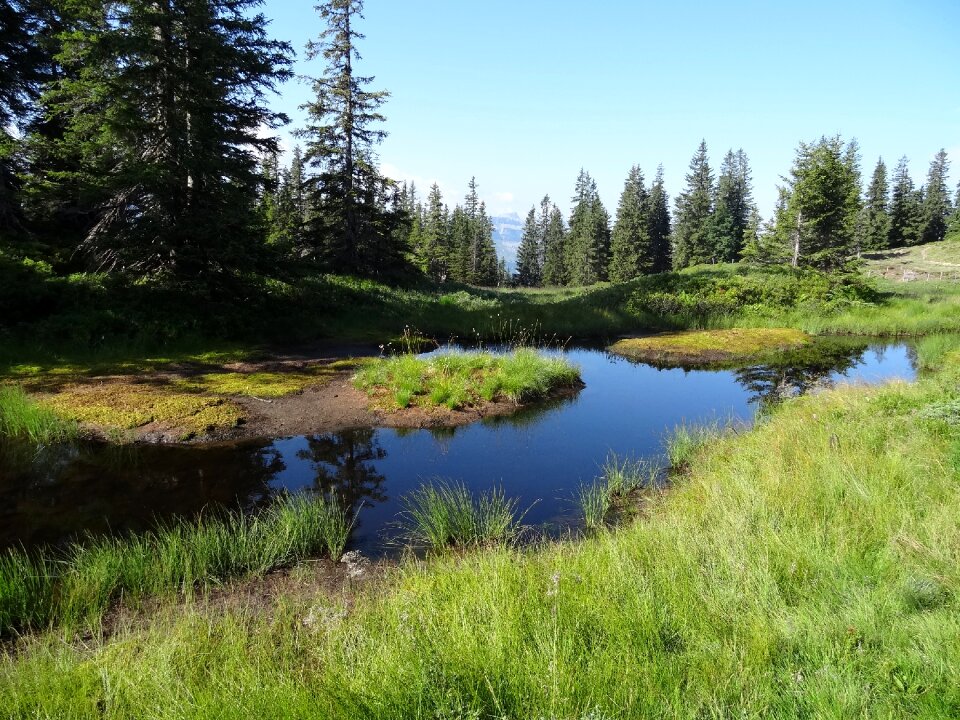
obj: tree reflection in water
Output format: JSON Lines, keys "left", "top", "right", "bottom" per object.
{"left": 297, "top": 429, "right": 388, "bottom": 517}
{"left": 734, "top": 339, "right": 869, "bottom": 411}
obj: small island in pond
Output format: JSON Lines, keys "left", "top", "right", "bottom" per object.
{"left": 609, "top": 328, "right": 811, "bottom": 367}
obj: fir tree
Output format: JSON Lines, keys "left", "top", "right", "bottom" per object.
{"left": 777, "top": 136, "right": 860, "bottom": 269}
{"left": 608, "top": 165, "right": 649, "bottom": 281}
{"left": 672, "top": 140, "right": 715, "bottom": 268}
{"left": 541, "top": 203, "right": 567, "bottom": 286}
{"left": 920, "top": 149, "right": 951, "bottom": 244}
{"left": 861, "top": 158, "right": 890, "bottom": 251}
{"left": 647, "top": 166, "right": 672, "bottom": 273}
{"left": 471, "top": 201, "right": 498, "bottom": 285}
{"left": 420, "top": 183, "right": 448, "bottom": 280}
{"left": 888, "top": 156, "right": 923, "bottom": 248}
{"left": 38, "top": 0, "right": 293, "bottom": 276}
{"left": 565, "top": 169, "right": 608, "bottom": 286}
{"left": 301, "top": 0, "right": 400, "bottom": 275}
{"left": 515, "top": 206, "right": 541, "bottom": 286}
{"left": 0, "top": 0, "right": 55, "bottom": 238}
{"left": 711, "top": 149, "right": 754, "bottom": 262}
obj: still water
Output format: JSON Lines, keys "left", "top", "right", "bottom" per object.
{"left": 0, "top": 340, "right": 917, "bottom": 554}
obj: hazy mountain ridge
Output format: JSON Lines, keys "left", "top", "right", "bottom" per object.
{"left": 490, "top": 213, "right": 523, "bottom": 271}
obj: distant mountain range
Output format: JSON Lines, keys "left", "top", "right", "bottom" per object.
{"left": 490, "top": 213, "right": 523, "bottom": 272}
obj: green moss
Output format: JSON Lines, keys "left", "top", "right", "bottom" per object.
{"left": 174, "top": 366, "right": 341, "bottom": 398}
{"left": 352, "top": 349, "right": 581, "bottom": 410}
{"left": 44, "top": 382, "right": 244, "bottom": 440}
{"left": 609, "top": 328, "right": 811, "bottom": 366}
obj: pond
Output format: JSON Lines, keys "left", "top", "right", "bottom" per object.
{"left": 0, "top": 339, "right": 917, "bottom": 555}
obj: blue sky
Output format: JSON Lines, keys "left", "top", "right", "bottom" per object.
{"left": 263, "top": 0, "right": 960, "bottom": 221}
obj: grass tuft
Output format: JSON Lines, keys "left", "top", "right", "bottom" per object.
{"left": 0, "top": 384, "right": 77, "bottom": 443}
{"left": 399, "top": 480, "right": 523, "bottom": 551}
{"left": 0, "top": 494, "right": 351, "bottom": 635}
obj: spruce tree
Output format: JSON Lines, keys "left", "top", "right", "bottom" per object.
{"left": 672, "top": 140, "right": 715, "bottom": 268}
{"left": 920, "top": 149, "right": 951, "bottom": 244}
{"left": 515, "top": 206, "right": 541, "bottom": 286}
{"left": 647, "top": 166, "right": 672, "bottom": 273}
{"left": 888, "top": 156, "right": 923, "bottom": 248}
{"left": 609, "top": 165, "right": 649, "bottom": 281}
{"left": 541, "top": 203, "right": 567, "bottom": 286}
{"left": 472, "top": 201, "right": 498, "bottom": 285}
{"left": 0, "top": 0, "right": 54, "bottom": 239}
{"left": 420, "top": 183, "right": 449, "bottom": 280}
{"left": 862, "top": 158, "right": 890, "bottom": 251}
{"left": 565, "top": 169, "right": 608, "bottom": 286}
{"left": 777, "top": 136, "right": 860, "bottom": 269}
{"left": 301, "top": 0, "right": 400, "bottom": 275}
{"left": 711, "top": 149, "right": 754, "bottom": 262}
{"left": 38, "top": 0, "right": 293, "bottom": 276}
{"left": 447, "top": 205, "right": 471, "bottom": 282}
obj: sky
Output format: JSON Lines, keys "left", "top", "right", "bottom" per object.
{"left": 262, "top": 0, "right": 960, "bottom": 222}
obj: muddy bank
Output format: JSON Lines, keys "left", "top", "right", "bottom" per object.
{"left": 33, "top": 350, "right": 584, "bottom": 444}
{"left": 242, "top": 373, "right": 584, "bottom": 439}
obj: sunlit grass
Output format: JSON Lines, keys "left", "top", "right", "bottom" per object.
{"left": 0, "top": 494, "right": 351, "bottom": 635}
{"left": 399, "top": 480, "right": 524, "bottom": 551}
{"left": 0, "top": 384, "right": 77, "bottom": 443}
{"left": 353, "top": 348, "right": 581, "bottom": 410}
{"left": 609, "top": 327, "right": 810, "bottom": 366}
{"left": 5, "top": 364, "right": 960, "bottom": 716}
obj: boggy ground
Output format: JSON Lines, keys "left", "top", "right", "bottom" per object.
{"left": 13, "top": 346, "right": 582, "bottom": 443}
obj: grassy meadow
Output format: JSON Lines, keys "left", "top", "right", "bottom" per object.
{"left": 4, "top": 246, "right": 960, "bottom": 717}
{"left": 3, "top": 340, "right": 959, "bottom": 717}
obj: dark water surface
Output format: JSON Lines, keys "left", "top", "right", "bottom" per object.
{"left": 0, "top": 339, "right": 917, "bottom": 554}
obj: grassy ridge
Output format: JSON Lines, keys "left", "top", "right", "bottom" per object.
{"left": 0, "top": 494, "right": 350, "bottom": 635}
{"left": 3, "top": 356, "right": 959, "bottom": 717}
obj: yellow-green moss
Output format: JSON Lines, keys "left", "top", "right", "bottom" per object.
{"left": 609, "top": 328, "right": 811, "bottom": 366}
{"left": 44, "top": 382, "right": 244, "bottom": 440}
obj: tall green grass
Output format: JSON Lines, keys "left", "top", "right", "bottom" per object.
{"left": 4, "top": 368, "right": 959, "bottom": 717}
{"left": 0, "top": 385, "right": 76, "bottom": 443}
{"left": 399, "top": 480, "right": 524, "bottom": 551}
{"left": 579, "top": 454, "right": 657, "bottom": 529}
{"left": 0, "top": 494, "right": 350, "bottom": 634}
{"left": 353, "top": 348, "right": 581, "bottom": 410}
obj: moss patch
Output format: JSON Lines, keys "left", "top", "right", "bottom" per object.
{"left": 43, "top": 381, "right": 244, "bottom": 441}
{"left": 609, "top": 328, "right": 811, "bottom": 367}
{"left": 174, "top": 364, "right": 359, "bottom": 399}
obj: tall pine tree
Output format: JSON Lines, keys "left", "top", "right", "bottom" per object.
{"left": 647, "top": 165, "right": 672, "bottom": 273}
{"left": 711, "top": 149, "right": 754, "bottom": 262}
{"left": 861, "top": 158, "right": 890, "bottom": 251}
{"left": 672, "top": 140, "right": 714, "bottom": 268}
{"left": 608, "top": 165, "right": 649, "bottom": 281}
{"left": 776, "top": 136, "right": 860, "bottom": 269}
{"left": 565, "top": 169, "right": 608, "bottom": 286}
{"left": 37, "top": 0, "right": 293, "bottom": 276}
{"left": 515, "top": 206, "right": 541, "bottom": 286}
{"left": 541, "top": 200, "right": 567, "bottom": 286}
{"left": 888, "top": 156, "right": 923, "bottom": 248}
{"left": 920, "top": 149, "right": 951, "bottom": 244}
{"left": 301, "top": 0, "right": 402, "bottom": 275}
